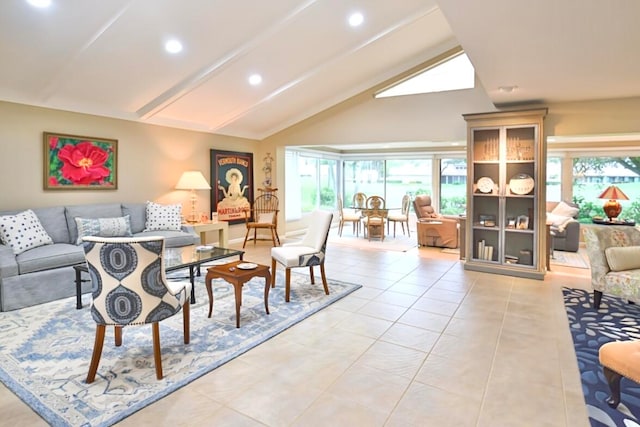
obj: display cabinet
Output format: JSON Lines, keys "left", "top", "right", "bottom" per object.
{"left": 463, "top": 108, "right": 548, "bottom": 279}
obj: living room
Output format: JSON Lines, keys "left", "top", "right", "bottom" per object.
{"left": 2, "top": 1, "right": 640, "bottom": 426}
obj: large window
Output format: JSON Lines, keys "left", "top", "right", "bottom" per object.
{"left": 546, "top": 157, "right": 562, "bottom": 201}
{"left": 440, "top": 158, "right": 467, "bottom": 215}
{"left": 285, "top": 150, "right": 338, "bottom": 219}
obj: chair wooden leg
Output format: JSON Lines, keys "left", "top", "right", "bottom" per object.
{"left": 271, "top": 258, "right": 277, "bottom": 287}
{"left": 152, "top": 322, "right": 163, "bottom": 380}
{"left": 594, "top": 290, "right": 603, "bottom": 309}
{"left": 274, "top": 229, "right": 281, "bottom": 245}
{"left": 270, "top": 229, "right": 277, "bottom": 246}
{"left": 406, "top": 221, "right": 410, "bottom": 237}
{"left": 183, "top": 301, "right": 190, "bottom": 344}
{"left": 253, "top": 228, "right": 258, "bottom": 245}
{"left": 603, "top": 366, "right": 623, "bottom": 408}
{"left": 320, "top": 263, "right": 329, "bottom": 295}
{"left": 309, "top": 265, "right": 315, "bottom": 284}
{"left": 242, "top": 229, "right": 250, "bottom": 248}
{"left": 114, "top": 325, "right": 123, "bottom": 346}
{"left": 339, "top": 220, "right": 343, "bottom": 236}
{"left": 86, "top": 324, "right": 106, "bottom": 383}
{"left": 285, "top": 268, "right": 291, "bottom": 302}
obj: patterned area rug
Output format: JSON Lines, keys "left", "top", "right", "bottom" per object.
{"left": 551, "top": 249, "right": 590, "bottom": 269}
{"left": 563, "top": 287, "right": 640, "bottom": 426}
{"left": 0, "top": 270, "right": 361, "bottom": 426}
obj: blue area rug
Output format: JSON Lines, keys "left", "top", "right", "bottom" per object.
{"left": 0, "top": 270, "right": 361, "bottom": 426}
{"left": 563, "top": 287, "right": 640, "bottom": 426}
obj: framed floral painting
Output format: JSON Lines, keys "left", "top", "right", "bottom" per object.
{"left": 43, "top": 132, "right": 118, "bottom": 190}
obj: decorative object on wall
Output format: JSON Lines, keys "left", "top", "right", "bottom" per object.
{"left": 175, "top": 171, "right": 211, "bottom": 223}
{"left": 262, "top": 152, "right": 274, "bottom": 188}
{"left": 210, "top": 149, "right": 253, "bottom": 224}
{"left": 43, "top": 132, "right": 117, "bottom": 190}
{"left": 598, "top": 184, "right": 629, "bottom": 221}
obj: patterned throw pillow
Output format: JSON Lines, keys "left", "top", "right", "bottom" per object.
{"left": 144, "top": 202, "right": 182, "bottom": 231}
{"left": 75, "top": 215, "right": 133, "bottom": 244}
{"left": 0, "top": 209, "right": 54, "bottom": 255}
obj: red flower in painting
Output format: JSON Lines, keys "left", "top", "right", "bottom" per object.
{"left": 49, "top": 176, "right": 59, "bottom": 186}
{"left": 49, "top": 136, "right": 59, "bottom": 150}
{"left": 57, "top": 142, "right": 110, "bottom": 185}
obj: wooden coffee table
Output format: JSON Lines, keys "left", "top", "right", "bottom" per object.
{"left": 205, "top": 260, "right": 271, "bottom": 328}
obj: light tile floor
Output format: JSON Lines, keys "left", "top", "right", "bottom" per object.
{"left": 1, "top": 231, "right": 592, "bottom": 426}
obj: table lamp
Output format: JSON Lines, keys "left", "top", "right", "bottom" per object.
{"left": 176, "top": 171, "right": 211, "bottom": 223}
{"left": 598, "top": 185, "right": 629, "bottom": 221}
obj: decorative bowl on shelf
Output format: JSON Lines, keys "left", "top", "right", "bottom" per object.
{"left": 509, "top": 173, "right": 534, "bottom": 195}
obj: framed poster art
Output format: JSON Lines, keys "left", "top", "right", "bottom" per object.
{"left": 43, "top": 132, "right": 117, "bottom": 190}
{"left": 210, "top": 149, "right": 253, "bottom": 224}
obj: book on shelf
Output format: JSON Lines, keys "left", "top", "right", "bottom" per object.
{"left": 476, "top": 240, "right": 494, "bottom": 261}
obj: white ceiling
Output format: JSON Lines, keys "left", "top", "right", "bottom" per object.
{"left": 1, "top": 0, "right": 639, "bottom": 141}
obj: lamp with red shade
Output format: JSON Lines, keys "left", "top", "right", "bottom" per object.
{"left": 598, "top": 185, "right": 629, "bottom": 221}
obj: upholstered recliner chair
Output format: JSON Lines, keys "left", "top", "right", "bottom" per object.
{"left": 83, "top": 236, "right": 191, "bottom": 382}
{"left": 583, "top": 226, "right": 640, "bottom": 309}
{"left": 413, "top": 195, "right": 459, "bottom": 249}
{"left": 271, "top": 210, "right": 333, "bottom": 302}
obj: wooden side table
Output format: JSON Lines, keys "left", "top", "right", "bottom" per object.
{"left": 188, "top": 221, "right": 229, "bottom": 247}
{"left": 205, "top": 260, "right": 271, "bottom": 328}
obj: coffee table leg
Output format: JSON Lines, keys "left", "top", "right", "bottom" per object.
{"left": 75, "top": 267, "right": 82, "bottom": 309}
{"left": 189, "top": 265, "right": 196, "bottom": 304}
{"left": 205, "top": 273, "right": 214, "bottom": 318}
{"left": 234, "top": 281, "right": 242, "bottom": 328}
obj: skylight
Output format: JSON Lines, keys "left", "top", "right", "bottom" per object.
{"left": 375, "top": 53, "right": 474, "bottom": 98}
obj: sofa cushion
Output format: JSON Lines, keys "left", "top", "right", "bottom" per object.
{"left": 0, "top": 209, "right": 54, "bottom": 255}
{"left": 144, "top": 201, "right": 182, "bottom": 231}
{"left": 16, "top": 243, "right": 85, "bottom": 275}
{"left": 32, "top": 206, "right": 70, "bottom": 243}
{"left": 551, "top": 201, "right": 579, "bottom": 218}
{"left": 65, "top": 203, "right": 124, "bottom": 245}
{"left": 605, "top": 246, "right": 640, "bottom": 272}
{"left": 122, "top": 203, "right": 147, "bottom": 233}
{"left": 74, "top": 215, "right": 132, "bottom": 244}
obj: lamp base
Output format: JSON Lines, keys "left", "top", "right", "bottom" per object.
{"left": 603, "top": 199, "right": 622, "bottom": 221}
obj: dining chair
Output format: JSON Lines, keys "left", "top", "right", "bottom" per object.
{"left": 387, "top": 194, "right": 411, "bottom": 237}
{"left": 270, "top": 210, "right": 333, "bottom": 302}
{"left": 83, "top": 236, "right": 191, "bottom": 382}
{"left": 243, "top": 194, "right": 281, "bottom": 248}
{"left": 337, "top": 196, "right": 361, "bottom": 236}
{"left": 353, "top": 192, "right": 367, "bottom": 209}
{"left": 363, "top": 195, "right": 386, "bottom": 241}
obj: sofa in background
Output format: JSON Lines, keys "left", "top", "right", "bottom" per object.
{"left": 0, "top": 202, "right": 199, "bottom": 312}
{"left": 546, "top": 200, "right": 581, "bottom": 252}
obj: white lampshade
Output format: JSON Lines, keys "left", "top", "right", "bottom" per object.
{"left": 175, "top": 171, "right": 211, "bottom": 190}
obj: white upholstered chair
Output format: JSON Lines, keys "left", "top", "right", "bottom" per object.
{"left": 270, "top": 210, "right": 333, "bottom": 302}
{"left": 387, "top": 194, "right": 411, "bottom": 237}
{"left": 83, "top": 236, "right": 191, "bottom": 382}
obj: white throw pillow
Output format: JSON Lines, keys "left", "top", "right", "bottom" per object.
{"left": 605, "top": 246, "right": 640, "bottom": 271}
{"left": 551, "top": 201, "right": 579, "bottom": 218}
{"left": 546, "top": 212, "right": 573, "bottom": 227}
{"left": 144, "top": 202, "right": 182, "bottom": 231}
{"left": 75, "top": 215, "right": 132, "bottom": 244}
{"left": 0, "top": 209, "right": 53, "bottom": 255}
{"left": 257, "top": 212, "right": 275, "bottom": 224}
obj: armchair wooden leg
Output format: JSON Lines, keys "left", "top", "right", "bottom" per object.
{"left": 152, "top": 322, "right": 163, "bottom": 380}
{"left": 86, "top": 324, "right": 106, "bottom": 383}
{"left": 594, "top": 290, "right": 603, "bottom": 309}
{"left": 285, "top": 268, "right": 291, "bottom": 302}
{"left": 183, "top": 301, "right": 190, "bottom": 344}
{"left": 320, "top": 263, "right": 329, "bottom": 295}
{"left": 114, "top": 325, "right": 123, "bottom": 346}
{"left": 309, "top": 265, "right": 315, "bottom": 284}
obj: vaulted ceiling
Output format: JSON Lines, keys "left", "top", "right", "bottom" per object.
{"left": 1, "top": 0, "right": 639, "bottom": 141}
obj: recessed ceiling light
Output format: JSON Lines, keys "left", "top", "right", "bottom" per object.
{"left": 165, "top": 39, "right": 183, "bottom": 54}
{"left": 348, "top": 12, "right": 364, "bottom": 27}
{"left": 248, "top": 74, "right": 262, "bottom": 86}
{"left": 498, "top": 85, "right": 518, "bottom": 93}
{"left": 27, "top": 0, "right": 51, "bottom": 8}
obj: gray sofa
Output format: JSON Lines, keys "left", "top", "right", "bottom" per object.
{"left": 0, "top": 203, "right": 199, "bottom": 311}
{"left": 546, "top": 201, "right": 581, "bottom": 252}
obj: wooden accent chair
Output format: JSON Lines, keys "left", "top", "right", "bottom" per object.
{"left": 337, "top": 196, "right": 361, "bottom": 236}
{"left": 243, "top": 194, "right": 281, "bottom": 248}
{"left": 363, "top": 195, "right": 386, "bottom": 241}
{"left": 387, "top": 194, "right": 411, "bottom": 237}
{"left": 270, "top": 210, "right": 333, "bottom": 302}
{"left": 83, "top": 236, "right": 191, "bottom": 382}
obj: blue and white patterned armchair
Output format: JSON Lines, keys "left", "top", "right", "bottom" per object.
{"left": 270, "top": 210, "right": 333, "bottom": 302}
{"left": 82, "top": 236, "right": 191, "bottom": 383}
